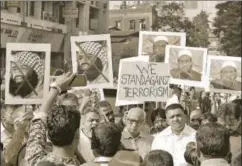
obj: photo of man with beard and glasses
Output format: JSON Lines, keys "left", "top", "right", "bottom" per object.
{"left": 8, "top": 51, "right": 45, "bottom": 100}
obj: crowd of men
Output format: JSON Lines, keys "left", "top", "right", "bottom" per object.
{"left": 0, "top": 72, "right": 241, "bottom": 166}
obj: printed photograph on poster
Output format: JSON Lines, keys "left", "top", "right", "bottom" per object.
{"left": 138, "top": 31, "right": 186, "bottom": 62}
{"left": 71, "top": 34, "right": 113, "bottom": 88}
{"left": 206, "top": 55, "right": 241, "bottom": 94}
{"left": 165, "top": 45, "right": 207, "bottom": 87}
{"left": 115, "top": 57, "right": 148, "bottom": 106}
{"left": 5, "top": 43, "right": 50, "bottom": 104}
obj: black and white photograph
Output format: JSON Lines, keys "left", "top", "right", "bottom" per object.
{"left": 1, "top": 1, "right": 241, "bottom": 166}
{"left": 206, "top": 55, "right": 241, "bottom": 94}
{"left": 71, "top": 34, "right": 113, "bottom": 88}
{"left": 138, "top": 31, "right": 186, "bottom": 62}
{"left": 165, "top": 45, "right": 207, "bottom": 87}
{"left": 5, "top": 43, "right": 50, "bottom": 104}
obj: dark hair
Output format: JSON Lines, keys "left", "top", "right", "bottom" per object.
{"left": 9, "top": 69, "right": 38, "bottom": 97}
{"left": 37, "top": 161, "right": 66, "bottom": 166}
{"left": 196, "top": 123, "right": 230, "bottom": 158}
{"left": 165, "top": 104, "right": 187, "bottom": 115}
{"left": 91, "top": 122, "right": 121, "bottom": 157}
{"left": 201, "top": 112, "right": 217, "bottom": 123}
{"left": 219, "top": 102, "right": 241, "bottom": 120}
{"left": 189, "top": 86, "right": 195, "bottom": 91}
{"left": 58, "top": 93, "right": 79, "bottom": 105}
{"left": 96, "top": 100, "right": 112, "bottom": 109}
{"left": 47, "top": 105, "right": 80, "bottom": 146}
{"left": 151, "top": 108, "right": 166, "bottom": 123}
{"left": 143, "top": 150, "right": 174, "bottom": 166}
{"left": 232, "top": 152, "right": 241, "bottom": 166}
{"left": 82, "top": 106, "right": 99, "bottom": 116}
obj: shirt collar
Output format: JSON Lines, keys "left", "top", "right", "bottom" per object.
{"left": 164, "top": 125, "right": 194, "bottom": 136}
{"left": 201, "top": 158, "right": 229, "bottom": 166}
{"left": 94, "top": 156, "right": 112, "bottom": 163}
{"left": 122, "top": 128, "right": 146, "bottom": 139}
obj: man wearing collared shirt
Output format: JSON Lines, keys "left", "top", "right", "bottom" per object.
{"left": 196, "top": 123, "right": 231, "bottom": 166}
{"left": 121, "top": 107, "right": 153, "bottom": 159}
{"left": 152, "top": 103, "right": 196, "bottom": 166}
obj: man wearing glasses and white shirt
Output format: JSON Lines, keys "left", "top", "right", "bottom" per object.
{"left": 151, "top": 100, "right": 196, "bottom": 166}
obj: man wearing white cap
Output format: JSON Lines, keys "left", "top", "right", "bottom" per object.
{"left": 211, "top": 61, "right": 241, "bottom": 91}
{"left": 170, "top": 49, "right": 201, "bottom": 81}
{"left": 150, "top": 36, "right": 168, "bottom": 62}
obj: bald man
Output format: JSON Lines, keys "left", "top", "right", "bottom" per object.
{"left": 150, "top": 36, "right": 168, "bottom": 62}
{"left": 121, "top": 107, "right": 153, "bottom": 159}
{"left": 170, "top": 50, "right": 201, "bottom": 81}
{"left": 211, "top": 61, "right": 241, "bottom": 91}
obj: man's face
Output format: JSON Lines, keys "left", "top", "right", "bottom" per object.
{"left": 224, "top": 115, "right": 240, "bottom": 132}
{"left": 78, "top": 52, "right": 95, "bottom": 71}
{"left": 221, "top": 66, "right": 237, "bottom": 81}
{"left": 154, "top": 116, "right": 167, "bottom": 129}
{"left": 166, "top": 108, "right": 186, "bottom": 132}
{"left": 11, "top": 63, "right": 33, "bottom": 84}
{"left": 126, "top": 111, "right": 144, "bottom": 135}
{"left": 153, "top": 40, "right": 167, "bottom": 56}
{"left": 178, "top": 55, "right": 192, "bottom": 72}
{"left": 190, "top": 110, "right": 202, "bottom": 130}
{"left": 83, "top": 112, "right": 100, "bottom": 132}
{"left": 100, "top": 106, "right": 115, "bottom": 123}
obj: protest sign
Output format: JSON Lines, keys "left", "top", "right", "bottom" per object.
{"left": 117, "top": 61, "right": 170, "bottom": 102}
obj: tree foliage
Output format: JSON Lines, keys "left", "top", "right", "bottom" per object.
{"left": 213, "top": 1, "right": 241, "bottom": 56}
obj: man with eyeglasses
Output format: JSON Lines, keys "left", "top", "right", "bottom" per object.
{"left": 170, "top": 50, "right": 201, "bottom": 81}
{"left": 121, "top": 107, "right": 153, "bottom": 159}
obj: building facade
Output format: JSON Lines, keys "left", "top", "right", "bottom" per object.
{"left": 109, "top": 4, "right": 156, "bottom": 31}
{"left": 0, "top": 1, "right": 108, "bottom": 73}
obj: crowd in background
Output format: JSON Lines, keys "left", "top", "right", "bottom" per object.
{"left": 0, "top": 72, "right": 241, "bottom": 166}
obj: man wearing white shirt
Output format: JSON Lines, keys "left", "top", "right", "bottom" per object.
{"left": 151, "top": 103, "right": 196, "bottom": 166}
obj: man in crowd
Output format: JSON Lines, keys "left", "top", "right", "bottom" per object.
{"left": 76, "top": 107, "right": 100, "bottom": 162}
{"left": 25, "top": 72, "right": 82, "bottom": 166}
{"left": 57, "top": 92, "right": 79, "bottom": 106}
{"left": 189, "top": 109, "right": 203, "bottom": 130}
{"left": 9, "top": 51, "right": 44, "bottom": 99}
{"left": 211, "top": 61, "right": 241, "bottom": 91}
{"left": 143, "top": 150, "right": 174, "bottom": 166}
{"left": 152, "top": 103, "right": 196, "bottom": 166}
{"left": 150, "top": 108, "right": 168, "bottom": 136}
{"left": 150, "top": 36, "right": 168, "bottom": 62}
{"left": 196, "top": 123, "right": 231, "bottom": 166}
{"left": 121, "top": 107, "right": 153, "bottom": 159}
{"left": 96, "top": 100, "right": 115, "bottom": 123}
{"left": 170, "top": 50, "right": 201, "bottom": 81}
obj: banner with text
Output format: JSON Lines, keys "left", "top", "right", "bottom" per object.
{"left": 118, "top": 61, "right": 170, "bottom": 102}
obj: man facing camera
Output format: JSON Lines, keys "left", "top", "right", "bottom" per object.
{"left": 170, "top": 50, "right": 201, "bottom": 81}
{"left": 150, "top": 36, "right": 168, "bottom": 62}
{"left": 211, "top": 61, "right": 241, "bottom": 91}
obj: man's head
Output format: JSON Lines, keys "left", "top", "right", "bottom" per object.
{"left": 77, "top": 42, "right": 106, "bottom": 82}
{"left": 126, "top": 107, "right": 145, "bottom": 136}
{"left": 47, "top": 105, "right": 80, "bottom": 148}
{"left": 177, "top": 50, "right": 193, "bottom": 73}
{"left": 165, "top": 104, "right": 186, "bottom": 134}
{"left": 91, "top": 122, "right": 121, "bottom": 157}
{"left": 97, "top": 100, "right": 115, "bottom": 123}
{"left": 196, "top": 123, "right": 230, "bottom": 160}
{"left": 58, "top": 93, "right": 79, "bottom": 106}
{"left": 201, "top": 112, "right": 218, "bottom": 125}
{"left": 189, "top": 109, "right": 202, "bottom": 130}
{"left": 82, "top": 107, "right": 100, "bottom": 138}
{"left": 151, "top": 108, "right": 168, "bottom": 130}
{"left": 220, "top": 61, "right": 237, "bottom": 81}
{"left": 153, "top": 36, "right": 168, "bottom": 56}
{"left": 9, "top": 51, "right": 44, "bottom": 97}
{"left": 143, "top": 150, "right": 174, "bottom": 166}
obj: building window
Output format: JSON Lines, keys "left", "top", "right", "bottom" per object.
{"left": 129, "top": 20, "right": 135, "bottom": 30}
{"left": 76, "top": 5, "right": 80, "bottom": 27}
{"left": 115, "top": 20, "right": 121, "bottom": 29}
{"left": 139, "top": 19, "right": 146, "bottom": 30}
{"left": 184, "top": 1, "right": 198, "bottom": 9}
{"left": 29, "top": 1, "right": 34, "bottom": 16}
{"left": 59, "top": 6, "right": 65, "bottom": 24}
{"left": 17, "top": 7, "right": 21, "bottom": 13}
{"left": 0, "top": 2, "right": 7, "bottom": 9}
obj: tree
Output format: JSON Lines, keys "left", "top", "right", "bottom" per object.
{"left": 190, "top": 11, "right": 210, "bottom": 47}
{"left": 213, "top": 1, "right": 241, "bottom": 56}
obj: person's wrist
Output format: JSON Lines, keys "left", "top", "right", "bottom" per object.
{"left": 50, "top": 82, "right": 62, "bottom": 94}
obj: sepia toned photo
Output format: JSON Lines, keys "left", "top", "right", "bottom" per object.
{"left": 165, "top": 45, "right": 207, "bottom": 87}
{"left": 207, "top": 55, "right": 241, "bottom": 94}
{"left": 71, "top": 34, "right": 113, "bottom": 89}
{"left": 5, "top": 43, "right": 50, "bottom": 104}
{"left": 138, "top": 31, "right": 186, "bottom": 62}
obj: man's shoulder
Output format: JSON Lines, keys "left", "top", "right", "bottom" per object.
{"left": 170, "top": 68, "right": 180, "bottom": 77}
{"left": 153, "top": 127, "right": 171, "bottom": 138}
{"left": 190, "top": 70, "right": 201, "bottom": 81}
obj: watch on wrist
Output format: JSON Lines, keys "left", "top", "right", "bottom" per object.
{"left": 50, "top": 82, "right": 62, "bottom": 94}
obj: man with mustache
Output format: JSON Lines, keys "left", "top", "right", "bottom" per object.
{"left": 211, "top": 61, "right": 241, "bottom": 91}
{"left": 9, "top": 51, "right": 44, "bottom": 98}
{"left": 170, "top": 50, "right": 201, "bottom": 81}
{"left": 150, "top": 36, "right": 168, "bottom": 63}
{"left": 152, "top": 103, "right": 196, "bottom": 166}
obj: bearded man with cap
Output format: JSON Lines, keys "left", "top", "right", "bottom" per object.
{"left": 9, "top": 51, "right": 44, "bottom": 99}
{"left": 211, "top": 61, "right": 241, "bottom": 91}
{"left": 170, "top": 50, "right": 201, "bottom": 81}
{"left": 149, "top": 36, "right": 168, "bottom": 62}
